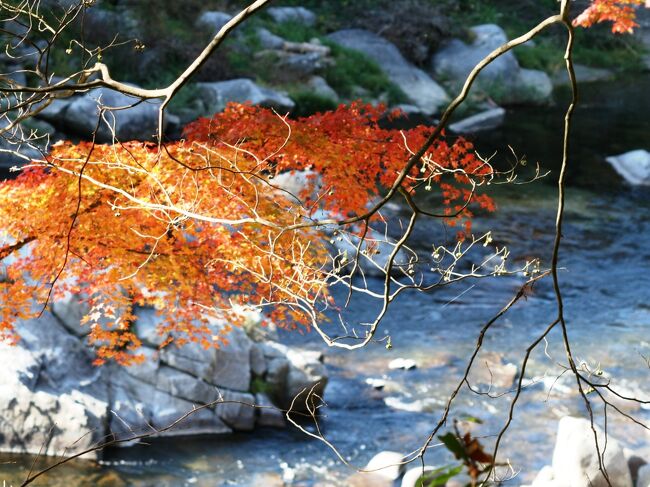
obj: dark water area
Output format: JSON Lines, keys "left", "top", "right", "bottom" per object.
{"left": 1, "top": 76, "right": 649, "bottom": 486}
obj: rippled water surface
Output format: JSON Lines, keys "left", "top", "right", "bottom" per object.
{"left": 1, "top": 76, "right": 649, "bottom": 486}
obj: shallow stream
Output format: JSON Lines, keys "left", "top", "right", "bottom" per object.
{"left": 1, "top": 76, "right": 649, "bottom": 486}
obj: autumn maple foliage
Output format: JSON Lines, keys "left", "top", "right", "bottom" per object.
{"left": 575, "top": 0, "right": 647, "bottom": 33}
{"left": 0, "top": 103, "right": 493, "bottom": 364}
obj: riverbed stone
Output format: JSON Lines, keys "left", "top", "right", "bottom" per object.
{"left": 552, "top": 64, "right": 615, "bottom": 86}
{"left": 606, "top": 150, "right": 650, "bottom": 185}
{"left": 327, "top": 29, "right": 449, "bottom": 115}
{"left": 388, "top": 358, "right": 417, "bottom": 370}
{"left": 512, "top": 68, "right": 553, "bottom": 105}
{"left": 109, "top": 372, "right": 232, "bottom": 438}
{"left": 51, "top": 290, "right": 91, "bottom": 337}
{"left": 214, "top": 390, "right": 256, "bottom": 431}
{"left": 347, "top": 472, "right": 394, "bottom": 487}
{"left": 551, "top": 416, "right": 632, "bottom": 487}
{"left": 468, "top": 351, "right": 518, "bottom": 389}
{"left": 256, "top": 27, "right": 285, "bottom": 50}
{"left": 250, "top": 343, "right": 267, "bottom": 376}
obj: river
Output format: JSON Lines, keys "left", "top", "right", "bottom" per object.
{"left": 1, "top": 76, "right": 649, "bottom": 486}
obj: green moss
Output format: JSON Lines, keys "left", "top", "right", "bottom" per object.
{"left": 321, "top": 41, "right": 407, "bottom": 105}
{"left": 288, "top": 89, "right": 338, "bottom": 117}
{"left": 264, "top": 20, "right": 320, "bottom": 43}
{"left": 250, "top": 377, "right": 273, "bottom": 395}
{"left": 516, "top": 42, "right": 565, "bottom": 74}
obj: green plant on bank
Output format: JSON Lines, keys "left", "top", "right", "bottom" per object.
{"left": 250, "top": 377, "right": 273, "bottom": 396}
{"left": 225, "top": 19, "right": 408, "bottom": 113}
{"left": 288, "top": 90, "right": 338, "bottom": 117}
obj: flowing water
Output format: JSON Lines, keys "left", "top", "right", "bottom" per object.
{"left": 1, "top": 76, "right": 649, "bottom": 486}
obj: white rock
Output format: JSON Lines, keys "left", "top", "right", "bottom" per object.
{"left": 513, "top": 68, "right": 553, "bottom": 105}
{"left": 401, "top": 466, "right": 437, "bottom": 487}
{"left": 638, "top": 464, "right": 650, "bottom": 487}
{"left": 606, "top": 150, "right": 650, "bottom": 185}
{"left": 365, "top": 378, "right": 387, "bottom": 390}
{"left": 365, "top": 450, "right": 405, "bottom": 481}
{"left": 388, "top": 358, "right": 417, "bottom": 370}
{"left": 531, "top": 465, "right": 568, "bottom": 487}
{"left": 551, "top": 416, "right": 633, "bottom": 487}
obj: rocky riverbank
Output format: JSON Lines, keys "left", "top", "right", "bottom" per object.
{"left": 0, "top": 296, "right": 327, "bottom": 460}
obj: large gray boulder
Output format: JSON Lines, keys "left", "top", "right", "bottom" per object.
{"left": 197, "top": 78, "right": 295, "bottom": 113}
{"left": 259, "top": 342, "right": 328, "bottom": 411}
{"left": 196, "top": 11, "right": 232, "bottom": 34}
{"left": 267, "top": 6, "right": 317, "bottom": 26}
{"left": 0, "top": 300, "right": 328, "bottom": 458}
{"left": 449, "top": 107, "right": 506, "bottom": 134}
{"left": 61, "top": 86, "right": 164, "bottom": 142}
{"left": 327, "top": 29, "right": 449, "bottom": 115}
{"left": 0, "top": 314, "right": 109, "bottom": 459}
{"left": 606, "top": 150, "right": 650, "bottom": 185}
{"left": 431, "top": 24, "right": 553, "bottom": 106}
{"left": 550, "top": 416, "right": 632, "bottom": 487}
{"left": 160, "top": 325, "right": 253, "bottom": 392}
{"left": 432, "top": 24, "right": 519, "bottom": 90}
{"left": 108, "top": 371, "right": 233, "bottom": 438}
